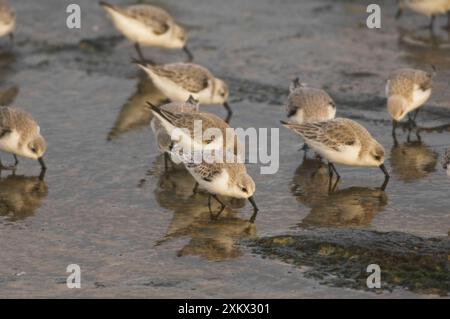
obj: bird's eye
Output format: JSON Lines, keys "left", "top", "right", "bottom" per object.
{"left": 30, "top": 147, "right": 37, "bottom": 153}
{"left": 241, "top": 187, "right": 248, "bottom": 193}
{"left": 374, "top": 155, "right": 381, "bottom": 161}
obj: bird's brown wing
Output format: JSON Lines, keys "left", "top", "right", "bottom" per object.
{"left": 152, "top": 64, "right": 211, "bottom": 93}
{"left": 126, "top": 5, "right": 171, "bottom": 35}
{"left": 415, "top": 71, "right": 433, "bottom": 92}
{"left": 282, "top": 119, "right": 358, "bottom": 151}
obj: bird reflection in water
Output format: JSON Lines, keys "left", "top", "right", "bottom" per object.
{"left": 152, "top": 164, "right": 256, "bottom": 261}
{"left": 290, "top": 157, "right": 338, "bottom": 207}
{"left": 290, "top": 158, "right": 388, "bottom": 228}
{"left": 390, "top": 139, "right": 438, "bottom": 182}
{"left": 107, "top": 72, "right": 167, "bottom": 141}
{"left": 397, "top": 26, "right": 450, "bottom": 50}
{"left": 0, "top": 172, "right": 48, "bottom": 221}
{"left": 300, "top": 187, "right": 388, "bottom": 228}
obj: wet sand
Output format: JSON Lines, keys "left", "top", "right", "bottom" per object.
{"left": 0, "top": 0, "right": 449, "bottom": 298}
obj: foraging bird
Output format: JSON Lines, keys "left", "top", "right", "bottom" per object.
{"left": 171, "top": 146, "right": 259, "bottom": 223}
{"left": 281, "top": 118, "right": 390, "bottom": 189}
{"left": 99, "top": 1, "right": 192, "bottom": 62}
{"left": 396, "top": 0, "right": 450, "bottom": 30}
{"left": 386, "top": 68, "right": 433, "bottom": 136}
{"left": 0, "top": 0, "right": 15, "bottom": 46}
{"left": 136, "top": 62, "right": 232, "bottom": 123}
{"left": 0, "top": 106, "right": 47, "bottom": 171}
{"left": 286, "top": 78, "right": 336, "bottom": 125}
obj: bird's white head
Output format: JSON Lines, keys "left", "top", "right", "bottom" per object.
{"left": 232, "top": 173, "right": 256, "bottom": 199}
{"left": 361, "top": 142, "right": 385, "bottom": 167}
{"left": 212, "top": 79, "right": 229, "bottom": 104}
{"left": 170, "top": 24, "right": 187, "bottom": 48}
{"left": 387, "top": 95, "right": 408, "bottom": 121}
{"left": 22, "top": 135, "right": 47, "bottom": 160}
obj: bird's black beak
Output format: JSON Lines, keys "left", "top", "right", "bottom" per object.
{"left": 183, "top": 46, "right": 193, "bottom": 62}
{"left": 223, "top": 102, "right": 233, "bottom": 123}
{"left": 38, "top": 157, "right": 47, "bottom": 171}
{"left": 248, "top": 196, "right": 259, "bottom": 223}
{"left": 395, "top": 8, "right": 403, "bottom": 20}
{"left": 379, "top": 164, "right": 390, "bottom": 190}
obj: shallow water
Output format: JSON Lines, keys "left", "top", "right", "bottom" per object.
{"left": 0, "top": 0, "right": 449, "bottom": 298}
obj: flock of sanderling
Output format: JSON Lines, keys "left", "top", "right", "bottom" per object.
{"left": 0, "top": 1, "right": 449, "bottom": 223}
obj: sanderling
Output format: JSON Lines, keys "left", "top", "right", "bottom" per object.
{"left": 396, "top": 0, "right": 450, "bottom": 30}
{"left": 281, "top": 118, "right": 390, "bottom": 189}
{"left": 386, "top": 68, "right": 433, "bottom": 136}
{"left": 171, "top": 147, "right": 259, "bottom": 223}
{"left": 286, "top": 78, "right": 336, "bottom": 125}
{"left": 0, "top": 106, "right": 47, "bottom": 171}
{"left": 147, "top": 101, "right": 239, "bottom": 156}
{"left": 136, "top": 62, "right": 232, "bottom": 123}
{"left": 0, "top": 0, "right": 15, "bottom": 46}
{"left": 99, "top": 1, "right": 192, "bottom": 62}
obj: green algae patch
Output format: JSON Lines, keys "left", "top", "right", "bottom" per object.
{"left": 248, "top": 229, "right": 450, "bottom": 296}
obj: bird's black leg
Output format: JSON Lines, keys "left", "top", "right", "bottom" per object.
{"left": 415, "top": 129, "right": 422, "bottom": 143}
{"left": 328, "top": 162, "right": 340, "bottom": 193}
{"left": 223, "top": 102, "right": 233, "bottom": 124}
{"left": 183, "top": 45, "right": 193, "bottom": 62}
{"left": 328, "top": 162, "right": 333, "bottom": 191}
{"left": 9, "top": 33, "right": 14, "bottom": 48}
{"left": 329, "top": 162, "right": 340, "bottom": 180}
{"left": 0, "top": 156, "right": 16, "bottom": 170}
{"left": 134, "top": 43, "right": 154, "bottom": 65}
{"left": 164, "top": 152, "right": 170, "bottom": 172}
{"left": 379, "top": 164, "right": 390, "bottom": 191}
{"left": 192, "top": 182, "right": 199, "bottom": 195}
{"left": 429, "top": 15, "right": 436, "bottom": 31}
{"left": 208, "top": 194, "right": 213, "bottom": 215}
{"left": 412, "top": 108, "right": 420, "bottom": 122}
{"left": 392, "top": 120, "right": 398, "bottom": 140}
{"left": 13, "top": 155, "right": 18, "bottom": 167}
{"left": 38, "top": 157, "right": 47, "bottom": 172}
{"left": 298, "top": 143, "right": 309, "bottom": 152}
{"left": 134, "top": 43, "right": 145, "bottom": 61}
{"left": 209, "top": 194, "right": 226, "bottom": 220}
{"left": 248, "top": 196, "right": 259, "bottom": 223}
{"left": 39, "top": 168, "right": 46, "bottom": 180}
